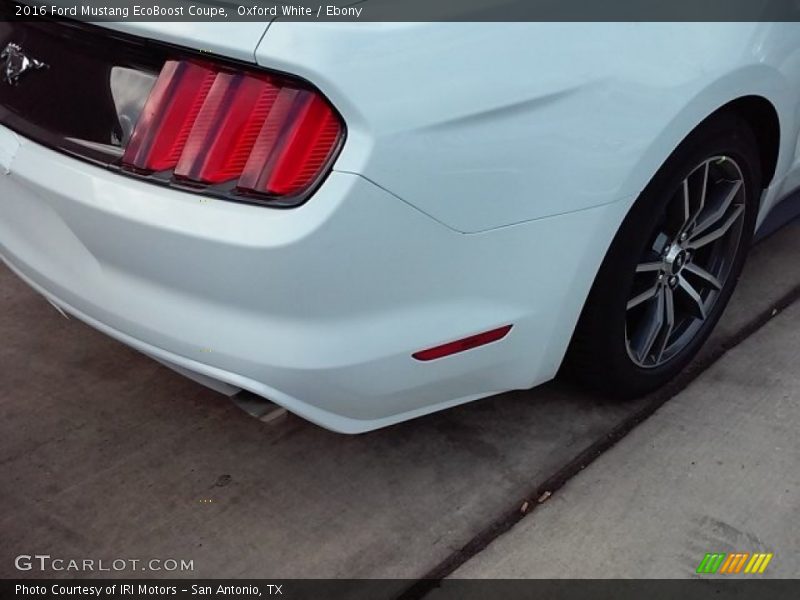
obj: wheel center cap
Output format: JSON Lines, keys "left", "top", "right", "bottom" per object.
{"left": 664, "top": 244, "right": 687, "bottom": 275}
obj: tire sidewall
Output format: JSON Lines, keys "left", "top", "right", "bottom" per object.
{"left": 575, "top": 114, "right": 761, "bottom": 397}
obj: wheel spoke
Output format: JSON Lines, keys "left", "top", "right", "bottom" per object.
{"left": 683, "top": 262, "right": 722, "bottom": 290}
{"left": 697, "top": 160, "right": 709, "bottom": 220}
{"left": 688, "top": 204, "right": 744, "bottom": 249}
{"left": 678, "top": 274, "right": 707, "bottom": 320}
{"left": 681, "top": 178, "right": 692, "bottom": 228}
{"left": 635, "top": 261, "right": 662, "bottom": 273}
{"left": 692, "top": 179, "right": 742, "bottom": 238}
{"left": 631, "top": 286, "right": 666, "bottom": 363}
{"left": 653, "top": 287, "right": 676, "bottom": 363}
{"left": 627, "top": 284, "right": 660, "bottom": 311}
{"left": 678, "top": 161, "right": 709, "bottom": 235}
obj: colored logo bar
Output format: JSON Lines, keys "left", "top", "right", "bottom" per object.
{"left": 696, "top": 552, "right": 773, "bottom": 574}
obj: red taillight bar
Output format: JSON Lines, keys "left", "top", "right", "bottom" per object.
{"left": 122, "top": 59, "right": 343, "bottom": 205}
{"left": 412, "top": 325, "right": 513, "bottom": 362}
{"left": 123, "top": 61, "right": 217, "bottom": 172}
{"left": 242, "top": 91, "right": 342, "bottom": 196}
{"left": 174, "top": 72, "right": 279, "bottom": 184}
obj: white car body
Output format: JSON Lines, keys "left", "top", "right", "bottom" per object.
{"left": 1, "top": 22, "right": 800, "bottom": 432}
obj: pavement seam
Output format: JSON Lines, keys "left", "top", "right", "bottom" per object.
{"left": 395, "top": 278, "right": 800, "bottom": 600}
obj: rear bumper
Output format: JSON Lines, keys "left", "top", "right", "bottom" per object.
{"left": 0, "top": 124, "right": 622, "bottom": 432}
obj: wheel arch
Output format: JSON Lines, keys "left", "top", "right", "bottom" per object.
{"left": 703, "top": 95, "right": 780, "bottom": 190}
{"left": 559, "top": 77, "right": 784, "bottom": 377}
{"left": 617, "top": 66, "right": 786, "bottom": 210}
{"left": 561, "top": 107, "right": 762, "bottom": 389}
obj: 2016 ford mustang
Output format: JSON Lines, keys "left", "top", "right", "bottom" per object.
{"left": 1, "top": 15, "right": 799, "bottom": 432}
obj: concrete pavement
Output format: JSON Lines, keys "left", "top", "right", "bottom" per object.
{"left": 446, "top": 297, "right": 800, "bottom": 580}
{"left": 1, "top": 215, "right": 800, "bottom": 592}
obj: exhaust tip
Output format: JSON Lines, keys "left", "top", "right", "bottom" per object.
{"left": 231, "top": 391, "right": 288, "bottom": 424}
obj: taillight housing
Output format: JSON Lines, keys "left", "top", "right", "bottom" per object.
{"left": 121, "top": 59, "right": 344, "bottom": 207}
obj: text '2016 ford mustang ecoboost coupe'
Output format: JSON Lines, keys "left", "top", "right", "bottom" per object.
{"left": 1, "top": 13, "right": 800, "bottom": 432}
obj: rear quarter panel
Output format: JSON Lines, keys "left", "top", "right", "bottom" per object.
{"left": 255, "top": 22, "right": 800, "bottom": 232}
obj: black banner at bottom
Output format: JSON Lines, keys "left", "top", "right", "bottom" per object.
{"left": 4, "top": 579, "right": 800, "bottom": 600}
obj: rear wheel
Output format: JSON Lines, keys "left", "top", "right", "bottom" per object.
{"left": 564, "top": 113, "right": 760, "bottom": 397}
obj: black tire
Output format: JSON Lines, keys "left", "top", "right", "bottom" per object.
{"left": 563, "top": 112, "right": 761, "bottom": 398}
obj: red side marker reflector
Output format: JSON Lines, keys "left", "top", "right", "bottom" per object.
{"left": 412, "top": 325, "right": 513, "bottom": 362}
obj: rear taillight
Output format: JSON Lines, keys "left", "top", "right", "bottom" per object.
{"left": 122, "top": 59, "right": 343, "bottom": 205}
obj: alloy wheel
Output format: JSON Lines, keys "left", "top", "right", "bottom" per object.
{"left": 625, "top": 156, "right": 747, "bottom": 368}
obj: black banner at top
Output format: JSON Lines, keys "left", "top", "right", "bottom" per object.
{"left": 4, "top": 0, "right": 800, "bottom": 22}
